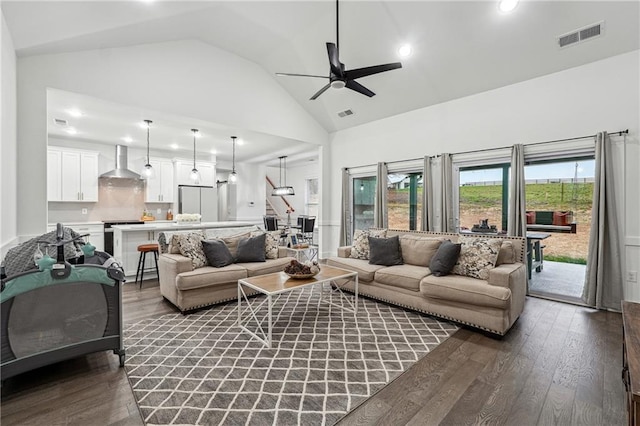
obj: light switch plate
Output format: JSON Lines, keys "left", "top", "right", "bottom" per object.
{"left": 157, "top": 208, "right": 162, "bottom": 214}
{"left": 81, "top": 208, "right": 87, "bottom": 215}
{"left": 628, "top": 271, "right": 638, "bottom": 282}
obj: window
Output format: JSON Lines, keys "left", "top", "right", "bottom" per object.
{"left": 458, "top": 164, "right": 509, "bottom": 232}
{"left": 387, "top": 171, "right": 423, "bottom": 230}
{"left": 305, "top": 178, "right": 319, "bottom": 217}
{"left": 352, "top": 176, "right": 376, "bottom": 231}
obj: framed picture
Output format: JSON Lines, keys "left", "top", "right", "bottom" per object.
{"left": 289, "top": 234, "right": 298, "bottom": 247}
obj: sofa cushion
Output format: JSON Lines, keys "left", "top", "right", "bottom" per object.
{"left": 496, "top": 240, "right": 515, "bottom": 265}
{"left": 350, "top": 228, "right": 387, "bottom": 260}
{"left": 202, "top": 239, "right": 234, "bottom": 268}
{"left": 429, "top": 240, "right": 461, "bottom": 277}
{"left": 176, "top": 265, "right": 248, "bottom": 291}
{"left": 369, "top": 235, "right": 403, "bottom": 266}
{"left": 398, "top": 235, "right": 443, "bottom": 267}
{"left": 452, "top": 237, "right": 503, "bottom": 280}
{"left": 237, "top": 257, "right": 293, "bottom": 277}
{"left": 420, "top": 274, "right": 511, "bottom": 309}
{"left": 236, "top": 234, "right": 266, "bottom": 263}
{"left": 251, "top": 230, "right": 281, "bottom": 259}
{"left": 167, "top": 230, "right": 205, "bottom": 255}
{"left": 176, "top": 232, "right": 208, "bottom": 269}
{"left": 374, "top": 264, "right": 431, "bottom": 292}
{"left": 222, "top": 232, "right": 252, "bottom": 258}
{"left": 326, "top": 257, "right": 386, "bottom": 282}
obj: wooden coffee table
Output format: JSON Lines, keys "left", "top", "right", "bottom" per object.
{"left": 237, "top": 265, "right": 358, "bottom": 348}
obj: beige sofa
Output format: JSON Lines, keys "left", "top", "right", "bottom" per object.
{"left": 157, "top": 227, "right": 294, "bottom": 313}
{"left": 327, "top": 229, "right": 527, "bottom": 336}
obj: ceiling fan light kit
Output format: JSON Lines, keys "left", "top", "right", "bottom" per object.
{"left": 276, "top": 0, "right": 402, "bottom": 100}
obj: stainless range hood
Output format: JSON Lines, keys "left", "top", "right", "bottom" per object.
{"left": 99, "top": 145, "right": 141, "bottom": 179}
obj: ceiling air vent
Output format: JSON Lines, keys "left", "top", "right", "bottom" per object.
{"left": 558, "top": 21, "right": 604, "bottom": 48}
{"left": 53, "top": 118, "right": 68, "bottom": 126}
{"left": 337, "top": 109, "right": 354, "bottom": 118}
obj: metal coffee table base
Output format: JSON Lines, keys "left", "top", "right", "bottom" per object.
{"left": 237, "top": 267, "right": 358, "bottom": 348}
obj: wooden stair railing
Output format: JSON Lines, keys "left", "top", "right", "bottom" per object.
{"left": 266, "top": 176, "right": 295, "bottom": 213}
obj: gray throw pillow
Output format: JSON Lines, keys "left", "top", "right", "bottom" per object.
{"left": 429, "top": 240, "right": 462, "bottom": 277}
{"left": 202, "top": 239, "right": 234, "bottom": 268}
{"left": 368, "top": 235, "right": 403, "bottom": 266}
{"left": 235, "top": 233, "right": 266, "bottom": 263}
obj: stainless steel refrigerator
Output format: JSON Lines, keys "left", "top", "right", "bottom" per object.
{"left": 178, "top": 185, "right": 217, "bottom": 222}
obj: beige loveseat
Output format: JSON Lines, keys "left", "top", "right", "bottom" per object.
{"left": 327, "top": 229, "right": 527, "bottom": 336}
{"left": 157, "top": 227, "right": 294, "bottom": 313}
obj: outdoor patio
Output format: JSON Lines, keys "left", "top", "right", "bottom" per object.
{"left": 528, "top": 260, "right": 587, "bottom": 301}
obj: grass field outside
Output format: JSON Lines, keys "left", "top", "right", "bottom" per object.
{"left": 387, "top": 182, "right": 593, "bottom": 263}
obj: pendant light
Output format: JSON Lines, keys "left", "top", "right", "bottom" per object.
{"left": 190, "top": 129, "right": 201, "bottom": 184}
{"left": 272, "top": 156, "right": 295, "bottom": 196}
{"left": 228, "top": 136, "right": 238, "bottom": 184}
{"left": 141, "top": 119, "right": 155, "bottom": 179}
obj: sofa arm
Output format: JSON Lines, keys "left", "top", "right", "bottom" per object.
{"left": 159, "top": 253, "right": 193, "bottom": 276}
{"left": 337, "top": 246, "right": 352, "bottom": 258}
{"left": 488, "top": 263, "right": 525, "bottom": 288}
{"left": 277, "top": 247, "right": 290, "bottom": 258}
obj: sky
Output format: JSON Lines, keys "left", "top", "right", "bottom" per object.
{"left": 460, "top": 159, "right": 595, "bottom": 184}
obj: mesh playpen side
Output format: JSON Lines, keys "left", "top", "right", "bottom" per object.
{"left": 1, "top": 265, "right": 125, "bottom": 381}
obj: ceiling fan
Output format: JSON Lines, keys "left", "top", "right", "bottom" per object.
{"left": 276, "top": 0, "right": 402, "bottom": 100}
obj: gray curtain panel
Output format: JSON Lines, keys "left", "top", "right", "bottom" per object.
{"left": 507, "top": 144, "right": 527, "bottom": 237}
{"left": 374, "top": 162, "right": 388, "bottom": 228}
{"left": 582, "top": 132, "right": 623, "bottom": 310}
{"left": 422, "top": 156, "right": 434, "bottom": 231}
{"left": 439, "top": 153, "right": 454, "bottom": 232}
{"left": 339, "top": 168, "right": 350, "bottom": 246}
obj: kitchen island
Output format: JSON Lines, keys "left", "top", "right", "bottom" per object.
{"left": 112, "top": 221, "right": 256, "bottom": 280}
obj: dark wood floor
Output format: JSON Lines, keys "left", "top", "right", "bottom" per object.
{"left": 1, "top": 281, "right": 626, "bottom": 426}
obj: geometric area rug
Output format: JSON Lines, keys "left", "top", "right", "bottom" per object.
{"left": 124, "top": 285, "right": 458, "bottom": 425}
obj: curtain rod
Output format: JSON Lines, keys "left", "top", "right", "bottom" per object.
{"left": 345, "top": 129, "right": 629, "bottom": 171}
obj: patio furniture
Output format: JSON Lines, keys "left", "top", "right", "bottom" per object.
{"left": 526, "top": 231, "right": 551, "bottom": 281}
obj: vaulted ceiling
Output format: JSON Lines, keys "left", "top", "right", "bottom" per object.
{"left": 3, "top": 1, "right": 639, "bottom": 134}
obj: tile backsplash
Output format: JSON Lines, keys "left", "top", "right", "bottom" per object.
{"left": 48, "top": 179, "right": 173, "bottom": 223}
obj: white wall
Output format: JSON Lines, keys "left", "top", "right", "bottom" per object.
{"left": 228, "top": 162, "right": 266, "bottom": 224}
{"left": 15, "top": 39, "right": 328, "bottom": 238}
{"left": 327, "top": 50, "right": 640, "bottom": 300}
{"left": 0, "top": 11, "right": 17, "bottom": 254}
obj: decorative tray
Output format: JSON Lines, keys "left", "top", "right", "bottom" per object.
{"left": 284, "top": 272, "right": 317, "bottom": 279}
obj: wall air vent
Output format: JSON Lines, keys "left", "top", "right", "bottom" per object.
{"left": 558, "top": 21, "right": 604, "bottom": 48}
{"left": 337, "top": 109, "right": 354, "bottom": 118}
{"left": 53, "top": 118, "right": 68, "bottom": 126}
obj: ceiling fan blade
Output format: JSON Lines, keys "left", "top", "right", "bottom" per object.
{"left": 345, "top": 80, "right": 375, "bottom": 97}
{"left": 310, "top": 83, "right": 332, "bottom": 100}
{"left": 326, "top": 42, "right": 343, "bottom": 77}
{"left": 276, "top": 72, "right": 329, "bottom": 79}
{"left": 344, "top": 62, "right": 402, "bottom": 80}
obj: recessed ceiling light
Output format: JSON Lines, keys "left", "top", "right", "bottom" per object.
{"left": 237, "top": 138, "right": 245, "bottom": 146}
{"left": 67, "top": 108, "right": 83, "bottom": 117}
{"left": 139, "top": 121, "right": 150, "bottom": 129}
{"left": 498, "top": 0, "right": 518, "bottom": 13}
{"left": 122, "top": 136, "right": 133, "bottom": 143}
{"left": 65, "top": 127, "right": 77, "bottom": 135}
{"left": 398, "top": 44, "right": 412, "bottom": 58}
{"left": 210, "top": 149, "right": 217, "bottom": 155}
{"left": 170, "top": 143, "right": 179, "bottom": 150}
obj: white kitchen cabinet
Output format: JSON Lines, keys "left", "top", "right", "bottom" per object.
{"left": 47, "top": 149, "right": 63, "bottom": 201}
{"left": 113, "top": 228, "right": 159, "bottom": 278}
{"left": 145, "top": 158, "right": 174, "bottom": 203}
{"left": 48, "top": 147, "right": 99, "bottom": 202}
{"left": 176, "top": 159, "right": 215, "bottom": 186}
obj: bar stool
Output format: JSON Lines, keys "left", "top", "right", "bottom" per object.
{"left": 135, "top": 243, "right": 159, "bottom": 290}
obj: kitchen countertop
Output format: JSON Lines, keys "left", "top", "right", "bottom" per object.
{"left": 111, "top": 221, "right": 256, "bottom": 232}
{"left": 48, "top": 221, "right": 104, "bottom": 226}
